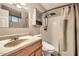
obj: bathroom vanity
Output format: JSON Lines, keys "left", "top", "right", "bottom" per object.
{"left": 10, "top": 39, "right": 42, "bottom": 56}
{"left": 0, "top": 36, "right": 42, "bottom": 56}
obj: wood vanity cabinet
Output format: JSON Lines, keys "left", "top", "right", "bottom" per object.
{"left": 9, "top": 40, "right": 42, "bottom": 56}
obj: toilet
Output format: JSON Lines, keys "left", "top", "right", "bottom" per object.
{"left": 33, "top": 34, "right": 58, "bottom": 56}
{"left": 42, "top": 41, "right": 55, "bottom": 56}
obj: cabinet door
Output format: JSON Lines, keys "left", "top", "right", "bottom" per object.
{"left": 29, "top": 52, "right": 35, "bottom": 56}
{"left": 35, "top": 48, "right": 42, "bottom": 56}
{"left": 9, "top": 40, "right": 42, "bottom": 56}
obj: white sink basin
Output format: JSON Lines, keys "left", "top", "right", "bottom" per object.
{"left": 4, "top": 39, "right": 27, "bottom": 47}
{"left": 4, "top": 35, "right": 33, "bottom": 47}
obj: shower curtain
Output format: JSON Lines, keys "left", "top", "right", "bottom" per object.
{"left": 58, "top": 4, "right": 79, "bottom": 56}
{"left": 59, "top": 4, "right": 75, "bottom": 56}
{"left": 75, "top": 4, "right": 79, "bottom": 56}
{"left": 41, "top": 4, "right": 77, "bottom": 56}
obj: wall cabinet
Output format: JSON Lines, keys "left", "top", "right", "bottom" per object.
{"left": 9, "top": 40, "right": 42, "bottom": 56}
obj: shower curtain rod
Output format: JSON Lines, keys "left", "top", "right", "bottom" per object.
{"left": 41, "top": 3, "right": 74, "bottom": 14}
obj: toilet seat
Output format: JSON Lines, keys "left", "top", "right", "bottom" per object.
{"left": 42, "top": 41, "right": 55, "bottom": 56}
{"left": 42, "top": 41, "right": 55, "bottom": 51}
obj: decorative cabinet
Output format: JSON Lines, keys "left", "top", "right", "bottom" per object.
{"left": 32, "top": 8, "right": 42, "bottom": 27}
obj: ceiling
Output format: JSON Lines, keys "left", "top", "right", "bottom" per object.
{"left": 1, "top": 3, "right": 70, "bottom": 14}
{"left": 41, "top": 3, "right": 69, "bottom": 10}
{"left": 1, "top": 3, "right": 27, "bottom": 13}
{"left": 1, "top": 3, "right": 45, "bottom": 13}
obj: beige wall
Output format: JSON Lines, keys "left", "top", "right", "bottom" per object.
{"left": 0, "top": 28, "right": 29, "bottom": 36}
{"left": 0, "top": 28, "right": 29, "bottom": 40}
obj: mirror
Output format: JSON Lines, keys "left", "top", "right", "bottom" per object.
{"left": 0, "top": 3, "right": 29, "bottom": 28}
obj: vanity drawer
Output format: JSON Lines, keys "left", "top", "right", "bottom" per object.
{"left": 9, "top": 40, "right": 42, "bottom": 56}
{"left": 35, "top": 48, "right": 42, "bottom": 56}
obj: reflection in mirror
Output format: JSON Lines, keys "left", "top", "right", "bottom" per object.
{"left": 0, "top": 3, "right": 29, "bottom": 28}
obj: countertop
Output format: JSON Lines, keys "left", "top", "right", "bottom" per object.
{"left": 0, "top": 35, "right": 42, "bottom": 56}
